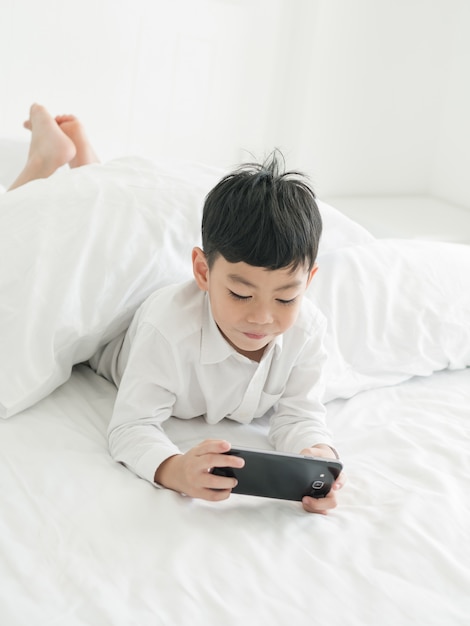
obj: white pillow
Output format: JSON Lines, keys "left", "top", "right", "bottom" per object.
{"left": 0, "top": 156, "right": 371, "bottom": 418}
{"left": 317, "top": 199, "right": 374, "bottom": 252}
{"left": 307, "top": 239, "right": 470, "bottom": 402}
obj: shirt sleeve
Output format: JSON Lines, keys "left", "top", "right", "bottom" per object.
{"left": 267, "top": 313, "right": 335, "bottom": 454}
{"left": 107, "top": 321, "right": 182, "bottom": 485}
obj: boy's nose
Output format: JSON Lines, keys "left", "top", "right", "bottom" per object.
{"left": 246, "top": 304, "right": 274, "bottom": 324}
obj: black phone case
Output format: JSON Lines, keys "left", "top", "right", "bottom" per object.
{"left": 212, "top": 446, "right": 342, "bottom": 501}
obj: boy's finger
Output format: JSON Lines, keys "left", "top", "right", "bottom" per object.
{"left": 302, "top": 493, "right": 337, "bottom": 514}
{"left": 333, "top": 471, "right": 347, "bottom": 490}
{"left": 207, "top": 452, "right": 245, "bottom": 470}
{"left": 195, "top": 439, "right": 232, "bottom": 456}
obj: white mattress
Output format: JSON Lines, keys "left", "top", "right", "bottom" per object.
{"left": 1, "top": 364, "right": 469, "bottom": 625}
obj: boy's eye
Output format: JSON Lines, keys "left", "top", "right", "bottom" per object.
{"left": 277, "top": 297, "right": 297, "bottom": 306}
{"left": 228, "top": 290, "right": 298, "bottom": 305}
{"left": 229, "top": 290, "right": 251, "bottom": 301}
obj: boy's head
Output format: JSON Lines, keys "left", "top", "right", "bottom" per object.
{"left": 201, "top": 151, "right": 322, "bottom": 272}
{"left": 193, "top": 153, "right": 322, "bottom": 362}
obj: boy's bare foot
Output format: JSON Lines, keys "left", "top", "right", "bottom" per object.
{"left": 55, "top": 114, "right": 100, "bottom": 167}
{"left": 8, "top": 104, "right": 76, "bottom": 190}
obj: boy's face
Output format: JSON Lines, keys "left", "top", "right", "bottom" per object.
{"left": 192, "top": 248, "right": 317, "bottom": 361}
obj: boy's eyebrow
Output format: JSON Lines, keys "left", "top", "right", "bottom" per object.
{"left": 228, "top": 274, "right": 303, "bottom": 291}
{"left": 228, "top": 274, "right": 257, "bottom": 288}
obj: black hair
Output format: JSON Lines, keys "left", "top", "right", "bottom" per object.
{"left": 201, "top": 150, "right": 322, "bottom": 272}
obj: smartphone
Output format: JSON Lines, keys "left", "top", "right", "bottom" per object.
{"left": 211, "top": 446, "right": 343, "bottom": 501}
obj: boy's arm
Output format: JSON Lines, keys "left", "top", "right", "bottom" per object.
{"left": 107, "top": 322, "right": 182, "bottom": 484}
{"left": 267, "top": 312, "right": 345, "bottom": 513}
{"left": 107, "top": 323, "right": 245, "bottom": 499}
{"left": 267, "top": 322, "right": 334, "bottom": 455}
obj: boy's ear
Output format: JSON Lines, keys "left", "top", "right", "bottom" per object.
{"left": 306, "top": 264, "right": 318, "bottom": 287}
{"left": 192, "top": 246, "right": 210, "bottom": 291}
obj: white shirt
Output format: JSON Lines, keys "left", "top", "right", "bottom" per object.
{"left": 104, "top": 280, "right": 333, "bottom": 484}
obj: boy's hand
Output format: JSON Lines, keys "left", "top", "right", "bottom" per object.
{"left": 299, "top": 445, "right": 346, "bottom": 515}
{"left": 154, "top": 439, "right": 245, "bottom": 501}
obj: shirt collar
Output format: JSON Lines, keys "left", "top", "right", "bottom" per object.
{"left": 200, "top": 293, "right": 283, "bottom": 365}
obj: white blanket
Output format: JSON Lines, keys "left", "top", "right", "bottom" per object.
{"left": 1, "top": 157, "right": 469, "bottom": 417}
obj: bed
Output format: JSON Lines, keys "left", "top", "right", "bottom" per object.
{"left": 1, "top": 149, "right": 469, "bottom": 625}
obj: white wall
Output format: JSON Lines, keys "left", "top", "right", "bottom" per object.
{"left": 430, "top": 0, "right": 470, "bottom": 209}
{"left": 1, "top": 0, "right": 469, "bottom": 207}
{"left": 0, "top": 0, "right": 290, "bottom": 167}
{"left": 279, "top": 0, "right": 458, "bottom": 197}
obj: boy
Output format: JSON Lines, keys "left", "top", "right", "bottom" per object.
{"left": 15, "top": 104, "right": 343, "bottom": 514}
{"left": 95, "top": 154, "right": 344, "bottom": 515}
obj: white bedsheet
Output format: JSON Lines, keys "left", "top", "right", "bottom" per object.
{"left": 1, "top": 364, "right": 468, "bottom": 625}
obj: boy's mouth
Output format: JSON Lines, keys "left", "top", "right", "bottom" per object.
{"left": 243, "top": 332, "right": 268, "bottom": 340}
